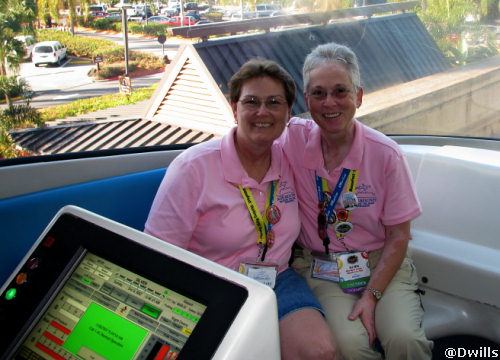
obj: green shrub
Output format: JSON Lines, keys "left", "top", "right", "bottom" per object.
{"left": 98, "top": 47, "right": 129, "bottom": 64}
{"left": 206, "top": 11, "right": 224, "bottom": 22}
{"left": 94, "top": 62, "right": 139, "bottom": 79}
{"left": 1, "top": 103, "right": 42, "bottom": 129}
{"left": 129, "top": 51, "right": 164, "bottom": 69}
{"left": 91, "top": 18, "right": 112, "bottom": 30}
{"left": 0, "top": 130, "right": 19, "bottom": 158}
{"left": 76, "top": 15, "right": 92, "bottom": 27}
{"left": 0, "top": 76, "right": 33, "bottom": 100}
{"left": 129, "top": 23, "right": 169, "bottom": 36}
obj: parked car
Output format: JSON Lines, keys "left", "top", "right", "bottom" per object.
{"left": 133, "top": 4, "right": 153, "bottom": 19}
{"left": 184, "top": 2, "right": 198, "bottom": 10}
{"left": 105, "top": 12, "right": 122, "bottom": 21}
{"left": 195, "top": 19, "right": 213, "bottom": 25}
{"left": 14, "top": 35, "right": 35, "bottom": 59}
{"left": 147, "top": 15, "right": 171, "bottom": 24}
{"left": 230, "top": 11, "right": 257, "bottom": 21}
{"left": 197, "top": 4, "right": 210, "bottom": 12}
{"left": 168, "top": 15, "right": 198, "bottom": 26}
{"left": 32, "top": 41, "right": 67, "bottom": 67}
{"left": 255, "top": 3, "right": 282, "bottom": 17}
{"left": 185, "top": 10, "right": 201, "bottom": 21}
{"left": 167, "top": 0, "right": 179, "bottom": 8}
{"left": 127, "top": 16, "right": 142, "bottom": 21}
{"left": 161, "top": 6, "right": 179, "bottom": 16}
{"left": 89, "top": 4, "right": 108, "bottom": 17}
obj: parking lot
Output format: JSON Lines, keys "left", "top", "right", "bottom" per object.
{"left": 19, "top": 57, "right": 95, "bottom": 92}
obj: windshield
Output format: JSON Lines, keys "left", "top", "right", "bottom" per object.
{"left": 33, "top": 46, "right": 54, "bottom": 53}
{"left": 1, "top": 0, "right": 499, "bottom": 160}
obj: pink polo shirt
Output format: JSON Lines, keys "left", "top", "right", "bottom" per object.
{"left": 281, "top": 117, "right": 421, "bottom": 253}
{"left": 145, "top": 127, "right": 300, "bottom": 274}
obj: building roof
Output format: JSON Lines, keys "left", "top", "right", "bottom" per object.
{"left": 145, "top": 43, "right": 235, "bottom": 135}
{"left": 193, "top": 12, "right": 449, "bottom": 115}
{"left": 10, "top": 119, "right": 215, "bottom": 155}
{"left": 11, "top": 12, "right": 448, "bottom": 155}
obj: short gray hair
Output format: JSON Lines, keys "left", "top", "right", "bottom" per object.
{"left": 303, "top": 42, "right": 361, "bottom": 92}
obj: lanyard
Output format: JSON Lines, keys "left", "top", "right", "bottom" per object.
{"left": 239, "top": 180, "right": 277, "bottom": 261}
{"left": 316, "top": 169, "right": 358, "bottom": 253}
{"left": 316, "top": 168, "right": 351, "bottom": 224}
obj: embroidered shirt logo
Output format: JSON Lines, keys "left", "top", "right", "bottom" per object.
{"left": 356, "top": 183, "right": 376, "bottom": 207}
{"left": 277, "top": 181, "right": 296, "bottom": 203}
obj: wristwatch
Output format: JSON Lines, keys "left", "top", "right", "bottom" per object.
{"left": 366, "top": 287, "right": 383, "bottom": 300}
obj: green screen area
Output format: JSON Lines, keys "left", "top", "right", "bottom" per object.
{"left": 63, "top": 303, "right": 148, "bottom": 360}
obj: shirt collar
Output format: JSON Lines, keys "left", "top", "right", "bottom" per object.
{"left": 221, "top": 127, "right": 282, "bottom": 187}
{"left": 301, "top": 119, "right": 364, "bottom": 173}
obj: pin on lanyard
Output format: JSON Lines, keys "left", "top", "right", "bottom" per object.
{"left": 316, "top": 168, "right": 351, "bottom": 226}
{"left": 239, "top": 180, "right": 278, "bottom": 262}
{"left": 316, "top": 169, "right": 358, "bottom": 253}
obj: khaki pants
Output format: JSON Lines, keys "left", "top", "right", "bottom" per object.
{"left": 292, "top": 248, "right": 433, "bottom": 360}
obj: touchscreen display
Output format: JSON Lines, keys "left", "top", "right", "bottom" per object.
{"left": 13, "top": 252, "right": 207, "bottom": 360}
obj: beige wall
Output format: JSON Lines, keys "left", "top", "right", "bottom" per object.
{"left": 356, "top": 55, "right": 500, "bottom": 137}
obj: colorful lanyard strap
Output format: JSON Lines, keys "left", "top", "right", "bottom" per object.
{"left": 239, "top": 180, "right": 278, "bottom": 262}
{"left": 315, "top": 169, "right": 358, "bottom": 254}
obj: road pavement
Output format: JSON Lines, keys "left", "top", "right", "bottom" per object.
{"left": 4, "top": 28, "right": 191, "bottom": 113}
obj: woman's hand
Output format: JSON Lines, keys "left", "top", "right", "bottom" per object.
{"left": 347, "top": 221, "right": 412, "bottom": 346}
{"left": 348, "top": 293, "right": 377, "bottom": 345}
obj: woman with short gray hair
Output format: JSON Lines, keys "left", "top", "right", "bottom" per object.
{"left": 282, "top": 42, "right": 433, "bottom": 359}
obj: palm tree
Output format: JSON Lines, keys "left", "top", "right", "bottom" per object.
{"left": 0, "top": 0, "right": 35, "bottom": 105}
{"left": 67, "top": 0, "right": 77, "bottom": 34}
{"left": 0, "top": 0, "right": 39, "bottom": 157}
{"left": 36, "top": 0, "right": 62, "bottom": 27}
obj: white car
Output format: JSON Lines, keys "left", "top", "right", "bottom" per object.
{"left": 32, "top": 41, "right": 67, "bottom": 67}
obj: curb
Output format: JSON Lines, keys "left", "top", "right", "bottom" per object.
{"left": 75, "top": 26, "right": 157, "bottom": 39}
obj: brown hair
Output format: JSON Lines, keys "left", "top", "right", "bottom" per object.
{"left": 228, "top": 58, "right": 296, "bottom": 106}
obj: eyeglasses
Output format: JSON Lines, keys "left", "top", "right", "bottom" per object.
{"left": 307, "top": 87, "right": 352, "bottom": 101}
{"left": 238, "top": 96, "right": 287, "bottom": 111}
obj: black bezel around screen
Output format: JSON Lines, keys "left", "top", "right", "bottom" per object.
{"left": 0, "top": 213, "right": 248, "bottom": 360}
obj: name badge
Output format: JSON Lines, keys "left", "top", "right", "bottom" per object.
{"left": 336, "top": 251, "right": 370, "bottom": 294}
{"left": 239, "top": 261, "right": 278, "bottom": 288}
{"left": 310, "top": 253, "right": 339, "bottom": 282}
{"left": 311, "top": 252, "right": 339, "bottom": 282}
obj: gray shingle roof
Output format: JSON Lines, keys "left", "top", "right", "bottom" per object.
{"left": 193, "top": 12, "right": 449, "bottom": 115}
{"left": 10, "top": 119, "right": 215, "bottom": 155}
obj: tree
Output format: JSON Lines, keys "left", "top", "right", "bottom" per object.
{"left": 37, "top": 0, "right": 90, "bottom": 35}
{"left": 0, "top": 0, "right": 35, "bottom": 105}
{"left": 483, "top": 0, "right": 500, "bottom": 22}
{"left": 0, "top": 76, "right": 41, "bottom": 158}
{"left": 422, "top": 0, "right": 499, "bottom": 24}
{"left": 419, "top": 0, "right": 498, "bottom": 65}
{"left": 0, "top": 0, "right": 39, "bottom": 157}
